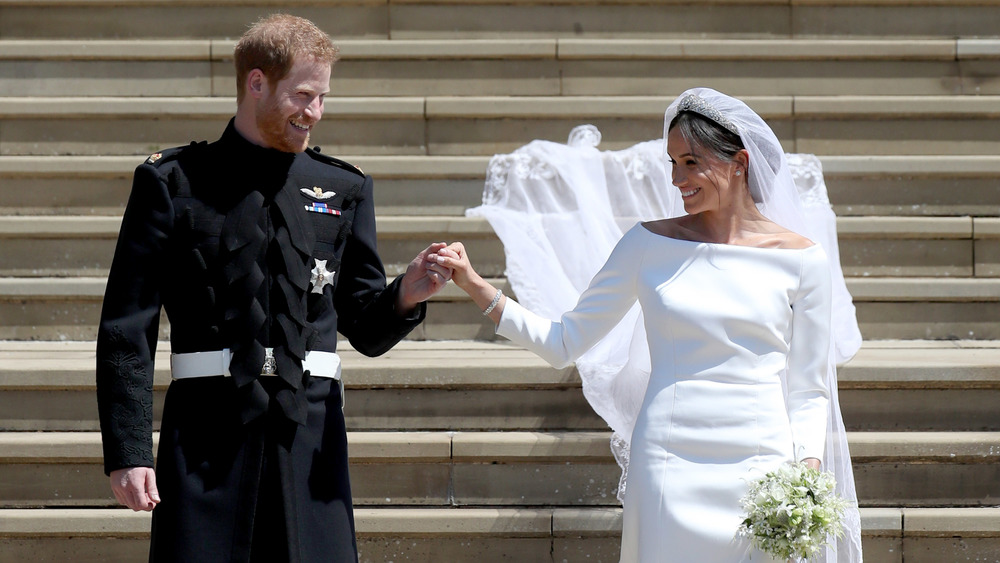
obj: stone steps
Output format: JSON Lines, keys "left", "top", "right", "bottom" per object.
{"left": 2, "top": 0, "right": 1000, "bottom": 40}
{"left": 4, "top": 154, "right": 1000, "bottom": 217}
{"left": 1, "top": 430, "right": 998, "bottom": 509}
{"left": 0, "top": 277, "right": 1000, "bottom": 340}
{"left": 4, "top": 275, "right": 1000, "bottom": 340}
{"left": 1, "top": 215, "right": 997, "bottom": 278}
{"left": 5, "top": 506, "right": 992, "bottom": 563}
{"left": 2, "top": 38, "right": 998, "bottom": 97}
{"left": 1, "top": 340, "right": 999, "bottom": 432}
{"left": 3, "top": 95, "right": 1000, "bottom": 156}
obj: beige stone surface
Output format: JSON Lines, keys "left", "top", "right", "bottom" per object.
{"left": 0, "top": 538, "right": 150, "bottom": 563}
{"left": 975, "top": 239, "right": 1000, "bottom": 277}
{"left": 0, "top": 61, "right": 212, "bottom": 96}
{"left": 452, "top": 431, "right": 611, "bottom": 460}
{"left": 561, "top": 59, "right": 963, "bottom": 96}
{"left": 359, "top": 538, "right": 554, "bottom": 563}
{"left": 904, "top": 507, "right": 1000, "bottom": 535}
{"left": 791, "top": 4, "right": 1000, "bottom": 38}
{"left": 842, "top": 388, "right": 1000, "bottom": 431}
{"left": 552, "top": 507, "right": 621, "bottom": 534}
{"left": 856, "top": 302, "right": 1000, "bottom": 340}
{"left": 848, "top": 432, "right": 1000, "bottom": 459}
{"left": 388, "top": 3, "right": 791, "bottom": 39}
{"left": 796, "top": 119, "right": 1000, "bottom": 156}
{"left": 0, "top": 5, "right": 388, "bottom": 40}
{"left": 553, "top": 538, "right": 621, "bottom": 563}
{"left": 848, "top": 278, "right": 1000, "bottom": 302}
{"left": 0, "top": 508, "right": 150, "bottom": 534}
{"left": 353, "top": 507, "right": 552, "bottom": 535}
{"left": 839, "top": 239, "right": 973, "bottom": 277}
{"left": 452, "top": 462, "right": 620, "bottom": 505}
{"left": 837, "top": 216, "right": 972, "bottom": 238}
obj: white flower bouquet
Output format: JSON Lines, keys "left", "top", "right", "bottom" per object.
{"left": 738, "top": 462, "right": 850, "bottom": 561}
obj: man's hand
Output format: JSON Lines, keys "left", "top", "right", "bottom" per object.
{"left": 396, "top": 242, "right": 453, "bottom": 314}
{"left": 110, "top": 467, "right": 160, "bottom": 512}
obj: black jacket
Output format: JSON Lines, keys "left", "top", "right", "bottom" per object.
{"left": 96, "top": 120, "right": 424, "bottom": 562}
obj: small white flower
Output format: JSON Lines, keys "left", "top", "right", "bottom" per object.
{"left": 738, "top": 462, "right": 851, "bottom": 560}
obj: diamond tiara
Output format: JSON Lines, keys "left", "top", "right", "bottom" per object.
{"left": 675, "top": 94, "right": 739, "bottom": 136}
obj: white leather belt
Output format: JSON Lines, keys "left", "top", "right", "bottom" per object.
{"left": 170, "top": 349, "right": 342, "bottom": 381}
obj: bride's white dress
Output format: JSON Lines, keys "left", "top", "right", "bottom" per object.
{"left": 497, "top": 224, "right": 832, "bottom": 562}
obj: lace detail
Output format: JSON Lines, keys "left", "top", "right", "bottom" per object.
{"left": 483, "top": 153, "right": 556, "bottom": 207}
{"left": 567, "top": 124, "right": 602, "bottom": 148}
{"left": 786, "top": 153, "right": 831, "bottom": 207}
{"left": 100, "top": 326, "right": 154, "bottom": 468}
{"left": 610, "top": 147, "right": 655, "bottom": 182}
{"left": 610, "top": 432, "right": 630, "bottom": 502}
{"left": 483, "top": 156, "right": 510, "bottom": 205}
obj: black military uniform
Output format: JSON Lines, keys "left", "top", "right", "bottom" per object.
{"left": 96, "top": 119, "right": 424, "bottom": 562}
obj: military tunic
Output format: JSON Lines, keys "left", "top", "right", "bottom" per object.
{"left": 96, "top": 120, "right": 424, "bottom": 562}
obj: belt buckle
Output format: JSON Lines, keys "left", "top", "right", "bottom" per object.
{"left": 261, "top": 348, "right": 277, "bottom": 376}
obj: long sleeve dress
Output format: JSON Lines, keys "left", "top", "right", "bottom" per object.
{"left": 497, "top": 223, "right": 833, "bottom": 562}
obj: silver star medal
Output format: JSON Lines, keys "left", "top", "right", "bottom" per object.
{"left": 310, "top": 259, "right": 335, "bottom": 294}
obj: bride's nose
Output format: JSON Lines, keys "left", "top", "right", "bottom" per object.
{"left": 671, "top": 166, "right": 687, "bottom": 187}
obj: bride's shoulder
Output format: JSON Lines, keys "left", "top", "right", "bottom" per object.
{"left": 767, "top": 230, "right": 815, "bottom": 250}
{"left": 640, "top": 217, "right": 695, "bottom": 240}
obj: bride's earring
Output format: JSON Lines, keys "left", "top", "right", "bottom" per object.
{"left": 734, "top": 170, "right": 742, "bottom": 176}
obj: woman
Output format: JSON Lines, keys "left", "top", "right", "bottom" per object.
{"left": 435, "top": 88, "right": 861, "bottom": 562}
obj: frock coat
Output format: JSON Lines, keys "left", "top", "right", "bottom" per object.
{"left": 96, "top": 120, "right": 425, "bottom": 562}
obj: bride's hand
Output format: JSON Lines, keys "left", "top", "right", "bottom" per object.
{"left": 434, "top": 242, "right": 481, "bottom": 291}
{"left": 802, "top": 458, "right": 821, "bottom": 471}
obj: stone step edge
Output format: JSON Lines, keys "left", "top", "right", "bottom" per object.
{"left": 2, "top": 339, "right": 1000, "bottom": 389}
{"left": 1, "top": 431, "right": 996, "bottom": 463}
{"left": 4, "top": 338, "right": 997, "bottom": 352}
{"left": 3, "top": 95, "right": 1000, "bottom": 118}
{"left": 0, "top": 507, "right": 993, "bottom": 538}
{"left": 0, "top": 215, "right": 991, "bottom": 239}
{"left": 3, "top": 38, "right": 997, "bottom": 60}
{"left": 5, "top": 155, "right": 1000, "bottom": 178}
{"left": 3, "top": 276, "right": 1000, "bottom": 303}
{"left": 3, "top": 0, "right": 1000, "bottom": 9}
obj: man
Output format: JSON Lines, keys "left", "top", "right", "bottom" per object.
{"left": 96, "top": 14, "right": 450, "bottom": 562}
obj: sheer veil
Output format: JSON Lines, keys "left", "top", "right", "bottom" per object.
{"left": 468, "top": 87, "right": 863, "bottom": 563}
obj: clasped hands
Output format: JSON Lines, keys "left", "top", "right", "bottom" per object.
{"left": 396, "top": 242, "right": 480, "bottom": 315}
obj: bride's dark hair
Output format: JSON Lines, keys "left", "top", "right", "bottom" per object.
{"left": 668, "top": 111, "right": 744, "bottom": 164}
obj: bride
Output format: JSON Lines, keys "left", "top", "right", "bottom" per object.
{"left": 434, "top": 87, "right": 862, "bottom": 562}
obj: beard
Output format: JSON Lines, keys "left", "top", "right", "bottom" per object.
{"left": 255, "top": 96, "right": 309, "bottom": 153}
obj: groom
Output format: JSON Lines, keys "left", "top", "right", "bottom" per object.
{"left": 96, "top": 14, "right": 451, "bottom": 562}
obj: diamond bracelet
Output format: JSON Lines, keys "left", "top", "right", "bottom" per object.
{"left": 483, "top": 288, "right": 503, "bottom": 316}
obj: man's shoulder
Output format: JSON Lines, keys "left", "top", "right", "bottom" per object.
{"left": 303, "top": 146, "right": 367, "bottom": 179}
{"left": 140, "top": 141, "right": 210, "bottom": 170}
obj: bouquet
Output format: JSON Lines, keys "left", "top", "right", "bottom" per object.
{"left": 738, "top": 462, "right": 850, "bottom": 561}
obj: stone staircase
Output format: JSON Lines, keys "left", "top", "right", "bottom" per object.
{"left": 2, "top": 1, "right": 1000, "bottom": 562}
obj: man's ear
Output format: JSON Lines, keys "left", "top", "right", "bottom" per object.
{"left": 246, "top": 69, "right": 266, "bottom": 100}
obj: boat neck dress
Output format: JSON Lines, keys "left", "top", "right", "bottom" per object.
{"left": 497, "top": 223, "right": 833, "bottom": 562}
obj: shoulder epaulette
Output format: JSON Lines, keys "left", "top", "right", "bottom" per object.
{"left": 306, "top": 146, "right": 365, "bottom": 178}
{"left": 143, "top": 140, "right": 208, "bottom": 167}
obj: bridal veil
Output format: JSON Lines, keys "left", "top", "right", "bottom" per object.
{"left": 468, "top": 87, "right": 863, "bottom": 563}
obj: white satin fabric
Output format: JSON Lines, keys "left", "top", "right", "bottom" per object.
{"left": 498, "top": 225, "right": 832, "bottom": 562}
{"left": 468, "top": 118, "right": 862, "bottom": 562}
